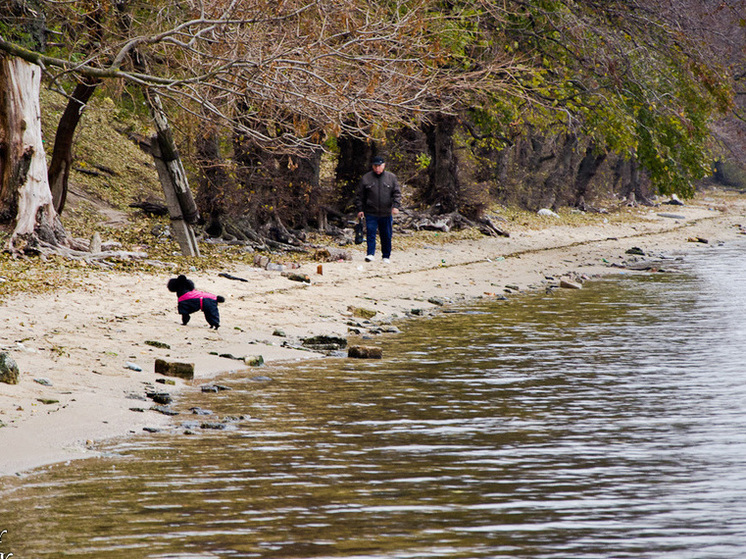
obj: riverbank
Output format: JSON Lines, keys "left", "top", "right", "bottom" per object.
{"left": 1, "top": 191, "right": 745, "bottom": 477}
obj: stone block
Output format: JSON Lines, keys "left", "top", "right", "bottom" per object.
{"left": 154, "top": 358, "right": 195, "bottom": 380}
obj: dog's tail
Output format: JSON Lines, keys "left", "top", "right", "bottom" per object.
{"left": 217, "top": 296, "right": 225, "bottom": 303}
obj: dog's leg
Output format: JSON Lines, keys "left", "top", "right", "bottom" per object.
{"left": 203, "top": 301, "right": 221, "bottom": 329}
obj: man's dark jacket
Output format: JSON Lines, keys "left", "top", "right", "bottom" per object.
{"left": 356, "top": 170, "right": 402, "bottom": 217}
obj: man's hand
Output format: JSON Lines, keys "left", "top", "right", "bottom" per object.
{"left": 392, "top": 208, "right": 400, "bottom": 216}
{"left": 357, "top": 211, "right": 364, "bottom": 219}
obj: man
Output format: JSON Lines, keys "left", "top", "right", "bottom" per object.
{"left": 356, "top": 156, "right": 402, "bottom": 263}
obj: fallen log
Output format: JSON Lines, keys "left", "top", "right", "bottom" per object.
{"left": 130, "top": 200, "right": 169, "bottom": 216}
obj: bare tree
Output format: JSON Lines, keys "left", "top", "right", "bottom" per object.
{"left": 0, "top": 1, "right": 452, "bottom": 250}
{"left": 0, "top": 57, "right": 65, "bottom": 252}
{"left": 0, "top": 0, "right": 734, "bottom": 253}
{"left": 0, "top": 0, "right": 529, "bottom": 252}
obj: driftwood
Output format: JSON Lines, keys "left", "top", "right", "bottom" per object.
{"left": 401, "top": 210, "right": 509, "bottom": 237}
{"left": 130, "top": 200, "right": 169, "bottom": 216}
{"left": 476, "top": 215, "right": 510, "bottom": 237}
{"left": 313, "top": 247, "right": 351, "bottom": 262}
{"left": 73, "top": 163, "right": 119, "bottom": 178}
{"left": 35, "top": 241, "right": 148, "bottom": 268}
{"left": 218, "top": 272, "right": 249, "bottom": 282}
{"left": 92, "top": 163, "right": 117, "bottom": 176}
{"left": 282, "top": 272, "right": 311, "bottom": 283}
{"left": 74, "top": 166, "right": 104, "bottom": 177}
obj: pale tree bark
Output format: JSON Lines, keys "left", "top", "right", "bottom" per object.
{"left": 0, "top": 56, "right": 65, "bottom": 252}
{"left": 146, "top": 91, "right": 201, "bottom": 257}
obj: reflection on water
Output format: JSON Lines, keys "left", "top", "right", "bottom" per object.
{"left": 2, "top": 244, "right": 746, "bottom": 558}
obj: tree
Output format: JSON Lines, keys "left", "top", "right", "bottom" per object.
{"left": 498, "top": 0, "right": 733, "bottom": 198}
{"left": 421, "top": 114, "right": 461, "bottom": 214}
{"left": 0, "top": 56, "right": 65, "bottom": 251}
{"left": 0, "top": 0, "right": 737, "bottom": 254}
{"left": 0, "top": 0, "right": 459, "bottom": 251}
{"left": 47, "top": 76, "right": 100, "bottom": 214}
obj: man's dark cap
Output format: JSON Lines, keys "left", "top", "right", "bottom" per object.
{"left": 372, "top": 156, "right": 385, "bottom": 165}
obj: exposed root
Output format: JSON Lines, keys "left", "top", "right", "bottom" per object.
{"left": 398, "top": 210, "right": 510, "bottom": 237}
{"left": 34, "top": 241, "right": 149, "bottom": 268}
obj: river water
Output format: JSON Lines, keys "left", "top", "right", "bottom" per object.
{"left": 2, "top": 242, "right": 746, "bottom": 558}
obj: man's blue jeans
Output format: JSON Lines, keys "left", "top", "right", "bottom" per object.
{"left": 364, "top": 214, "right": 393, "bottom": 258}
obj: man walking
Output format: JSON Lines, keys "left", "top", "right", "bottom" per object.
{"left": 356, "top": 155, "right": 402, "bottom": 263}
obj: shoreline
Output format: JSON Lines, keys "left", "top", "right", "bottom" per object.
{"left": 1, "top": 194, "right": 744, "bottom": 478}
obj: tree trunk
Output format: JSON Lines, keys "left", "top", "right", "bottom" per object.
{"left": 147, "top": 92, "right": 199, "bottom": 224}
{"left": 614, "top": 157, "right": 652, "bottom": 205}
{"left": 146, "top": 91, "right": 200, "bottom": 256}
{"left": 423, "top": 114, "right": 459, "bottom": 214}
{"left": 47, "top": 0, "right": 106, "bottom": 216}
{"left": 335, "top": 134, "right": 372, "bottom": 212}
{"left": 195, "top": 127, "right": 229, "bottom": 237}
{"left": 541, "top": 134, "right": 577, "bottom": 210}
{"left": 287, "top": 149, "right": 323, "bottom": 229}
{"left": 0, "top": 56, "right": 66, "bottom": 252}
{"left": 573, "top": 143, "right": 607, "bottom": 207}
{"left": 48, "top": 77, "right": 100, "bottom": 214}
{"left": 232, "top": 119, "right": 324, "bottom": 232}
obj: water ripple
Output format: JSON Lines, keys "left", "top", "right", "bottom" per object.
{"left": 3, "top": 242, "right": 746, "bottom": 558}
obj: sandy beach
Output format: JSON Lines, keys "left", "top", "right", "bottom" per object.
{"left": 1, "top": 192, "right": 745, "bottom": 478}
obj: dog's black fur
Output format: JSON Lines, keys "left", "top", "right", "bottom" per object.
{"left": 167, "top": 275, "right": 225, "bottom": 329}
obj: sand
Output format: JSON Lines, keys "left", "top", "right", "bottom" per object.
{"left": 1, "top": 193, "right": 744, "bottom": 478}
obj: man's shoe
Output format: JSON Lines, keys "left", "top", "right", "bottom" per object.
{"left": 365, "top": 255, "right": 374, "bottom": 262}
{"left": 382, "top": 258, "right": 391, "bottom": 263}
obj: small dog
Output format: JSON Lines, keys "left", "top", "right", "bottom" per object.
{"left": 167, "top": 275, "right": 225, "bottom": 329}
